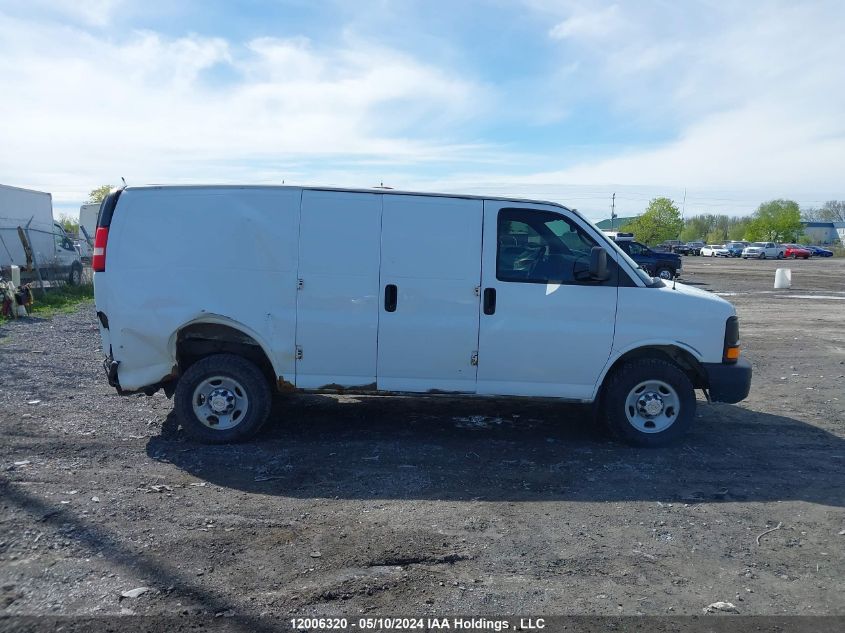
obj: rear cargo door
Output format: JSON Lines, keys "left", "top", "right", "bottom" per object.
{"left": 295, "top": 190, "right": 382, "bottom": 389}
{"left": 376, "top": 195, "right": 483, "bottom": 393}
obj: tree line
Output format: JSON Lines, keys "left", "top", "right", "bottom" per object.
{"left": 620, "top": 197, "right": 843, "bottom": 246}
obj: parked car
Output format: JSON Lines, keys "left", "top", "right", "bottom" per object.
{"left": 782, "top": 244, "right": 811, "bottom": 259}
{"left": 659, "top": 240, "right": 693, "bottom": 255}
{"left": 658, "top": 239, "right": 684, "bottom": 251}
{"left": 686, "top": 241, "right": 705, "bottom": 256}
{"left": 804, "top": 245, "right": 833, "bottom": 257}
{"left": 742, "top": 242, "right": 785, "bottom": 259}
{"left": 93, "top": 185, "right": 750, "bottom": 447}
{"left": 726, "top": 241, "right": 748, "bottom": 257}
{"left": 701, "top": 244, "right": 730, "bottom": 257}
{"left": 610, "top": 238, "right": 683, "bottom": 280}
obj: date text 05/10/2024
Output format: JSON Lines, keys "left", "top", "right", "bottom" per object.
{"left": 289, "top": 617, "right": 546, "bottom": 630}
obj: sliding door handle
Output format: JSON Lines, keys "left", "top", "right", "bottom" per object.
{"left": 483, "top": 287, "right": 496, "bottom": 315}
{"left": 384, "top": 284, "right": 398, "bottom": 312}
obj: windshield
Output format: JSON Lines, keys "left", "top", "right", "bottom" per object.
{"left": 750, "top": 242, "right": 766, "bottom": 247}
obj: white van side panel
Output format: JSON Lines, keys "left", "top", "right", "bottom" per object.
{"left": 377, "top": 195, "right": 483, "bottom": 393}
{"left": 102, "top": 187, "right": 301, "bottom": 391}
{"left": 295, "top": 190, "right": 382, "bottom": 389}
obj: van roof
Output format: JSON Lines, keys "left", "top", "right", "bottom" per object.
{"left": 123, "top": 184, "right": 572, "bottom": 213}
{"left": 0, "top": 183, "right": 52, "bottom": 197}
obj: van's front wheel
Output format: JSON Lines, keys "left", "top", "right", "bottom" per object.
{"left": 68, "top": 263, "right": 83, "bottom": 286}
{"left": 601, "top": 358, "right": 695, "bottom": 447}
{"left": 174, "top": 353, "right": 271, "bottom": 443}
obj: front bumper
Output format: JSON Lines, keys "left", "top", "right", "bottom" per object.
{"left": 702, "top": 358, "right": 752, "bottom": 404}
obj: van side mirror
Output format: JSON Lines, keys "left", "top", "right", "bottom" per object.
{"left": 589, "top": 246, "right": 608, "bottom": 281}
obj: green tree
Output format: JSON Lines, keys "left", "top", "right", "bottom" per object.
{"left": 621, "top": 197, "right": 683, "bottom": 245}
{"left": 679, "top": 224, "right": 700, "bottom": 242}
{"left": 58, "top": 215, "right": 79, "bottom": 237}
{"left": 747, "top": 199, "right": 803, "bottom": 242}
{"left": 87, "top": 185, "right": 113, "bottom": 203}
{"left": 680, "top": 217, "right": 706, "bottom": 242}
{"left": 727, "top": 218, "right": 752, "bottom": 241}
{"left": 705, "top": 230, "right": 725, "bottom": 244}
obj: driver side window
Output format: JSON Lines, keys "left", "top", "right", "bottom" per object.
{"left": 496, "top": 208, "right": 604, "bottom": 285}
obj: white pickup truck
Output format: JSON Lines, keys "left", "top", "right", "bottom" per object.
{"left": 741, "top": 242, "right": 785, "bottom": 259}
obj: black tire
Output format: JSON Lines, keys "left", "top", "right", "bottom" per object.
{"left": 656, "top": 267, "right": 673, "bottom": 280}
{"left": 68, "top": 264, "right": 83, "bottom": 286}
{"left": 600, "top": 357, "right": 695, "bottom": 447}
{"left": 174, "top": 353, "right": 272, "bottom": 443}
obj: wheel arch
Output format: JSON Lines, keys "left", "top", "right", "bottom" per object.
{"left": 171, "top": 316, "right": 279, "bottom": 389}
{"left": 593, "top": 343, "right": 707, "bottom": 402}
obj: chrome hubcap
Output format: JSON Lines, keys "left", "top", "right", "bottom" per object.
{"left": 624, "top": 380, "right": 679, "bottom": 433}
{"left": 192, "top": 376, "right": 249, "bottom": 430}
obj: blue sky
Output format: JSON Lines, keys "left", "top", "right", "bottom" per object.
{"left": 1, "top": 0, "right": 844, "bottom": 221}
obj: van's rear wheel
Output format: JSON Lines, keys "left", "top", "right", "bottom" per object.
{"left": 601, "top": 358, "right": 695, "bottom": 447}
{"left": 174, "top": 353, "right": 271, "bottom": 443}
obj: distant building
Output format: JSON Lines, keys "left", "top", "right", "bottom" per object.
{"left": 801, "top": 221, "right": 845, "bottom": 246}
{"left": 595, "top": 216, "right": 638, "bottom": 231}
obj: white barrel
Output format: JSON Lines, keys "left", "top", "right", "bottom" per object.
{"left": 774, "top": 268, "right": 791, "bottom": 289}
{"left": 10, "top": 264, "right": 20, "bottom": 286}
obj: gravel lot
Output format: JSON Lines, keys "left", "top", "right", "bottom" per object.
{"left": 1, "top": 257, "right": 844, "bottom": 628}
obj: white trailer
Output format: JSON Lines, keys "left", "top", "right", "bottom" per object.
{"left": 0, "top": 184, "right": 83, "bottom": 285}
{"left": 79, "top": 203, "right": 100, "bottom": 243}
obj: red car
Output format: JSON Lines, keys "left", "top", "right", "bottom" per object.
{"left": 783, "top": 244, "right": 811, "bottom": 259}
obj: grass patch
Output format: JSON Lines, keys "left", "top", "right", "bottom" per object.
{"left": 25, "top": 284, "right": 94, "bottom": 318}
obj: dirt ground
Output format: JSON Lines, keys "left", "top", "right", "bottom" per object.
{"left": 1, "top": 257, "right": 843, "bottom": 627}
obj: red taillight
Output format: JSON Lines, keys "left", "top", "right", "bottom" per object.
{"left": 92, "top": 227, "right": 109, "bottom": 272}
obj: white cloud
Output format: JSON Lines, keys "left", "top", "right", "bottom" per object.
{"left": 5, "top": 0, "right": 126, "bottom": 27}
{"left": 0, "top": 12, "right": 487, "bottom": 212}
{"left": 506, "top": 0, "right": 845, "bottom": 215}
{"left": 549, "top": 4, "right": 622, "bottom": 40}
{"left": 1, "top": 1, "right": 843, "bottom": 220}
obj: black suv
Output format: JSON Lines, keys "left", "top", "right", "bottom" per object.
{"left": 616, "top": 240, "right": 682, "bottom": 280}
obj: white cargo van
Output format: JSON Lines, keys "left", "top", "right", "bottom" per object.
{"left": 1, "top": 184, "right": 84, "bottom": 285}
{"left": 93, "top": 186, "right": 751, "bottom": 446}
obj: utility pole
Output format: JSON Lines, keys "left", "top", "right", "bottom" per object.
{"left": 610, "top": 192, "right": 616, "bottom": 230}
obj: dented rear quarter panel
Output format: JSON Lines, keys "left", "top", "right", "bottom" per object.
{"left": 94, "top": 187, "right": 302, "bottom": 391}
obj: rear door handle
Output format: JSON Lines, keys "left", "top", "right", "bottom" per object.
{"left": 384, "top": 284, "right": 398, "bottom": 312}
{"left": 483, "top": 288, "right": 496, "bottom": 315}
